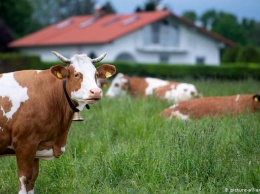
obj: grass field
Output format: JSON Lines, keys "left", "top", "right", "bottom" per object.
{"left": 1, "top": 78, "right": 260, "bottom": 194}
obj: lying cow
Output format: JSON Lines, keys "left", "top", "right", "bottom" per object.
{"left": 0, "top": 51, "right": 116, "bottom": 194}
{"left": 105, "top": 73, "right": 198, "bottom": 102}
{"left": 160, "top": 94, "right": 260, "bottom": 120}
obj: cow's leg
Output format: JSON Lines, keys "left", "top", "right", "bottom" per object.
{"left": 14, "top": 144, "right": 37, "bottom": 194}
{"left": 26, "top": 159, "right": 39, "bottom": 194}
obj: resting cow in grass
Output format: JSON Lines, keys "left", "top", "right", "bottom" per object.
{"left": 160, "top": 94, "right": 260, "bottom": 120}
{"left": 0, "top": 51, "right": 116, "bottom": 194}
{"left": 106, "top": 73, "right": 198, "bottom": 103}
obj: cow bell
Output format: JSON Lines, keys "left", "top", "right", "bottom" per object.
{"left": 72, "top": 112, "right": 84, "bottom": 121}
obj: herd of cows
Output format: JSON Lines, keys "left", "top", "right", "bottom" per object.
{"left": 0, "top": 51, "right": 259, "bottom": 194}
{"left": 104, "top": 72, "right": 260, "bottom": 120}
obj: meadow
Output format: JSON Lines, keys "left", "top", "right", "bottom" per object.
{"left": 1, "top": 78, "right": 260, "bottom": 194}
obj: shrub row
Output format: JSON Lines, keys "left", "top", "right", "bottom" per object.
{"left": 0, "top": 53, "right": 41, "bottom": 73}
{"left": 1, "top": 53, "right": 259, "bottom": 79}
{"left": 111, "top": 62, "right": 260, "bottom": 80}
{"left": 222, "top": 47, "right": 260, "bottom": 63}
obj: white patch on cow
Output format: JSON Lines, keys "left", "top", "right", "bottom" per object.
{"left": 18, "top": 176, "right": 27, "bottom": 194}
{"left": 0, "top": 73, "right": 29, "bottom": 120}
{"left": 35, "top": 149, "right": 55, "bottom": 160}
{"left": 61, "top": 146, "right": 66, "bottom": 153}
{"left": 69, "top": 54, "right": 100, "bottom": 110}
{"left": 106, "top": 73, "right": 128, "bottom": 97}
{"left": 7, "top": 145, "right": 14, "bottom": 149}
{"left": 28, "top": 190, "right": 34, "bottom": 194}
{"left": 235, "top": 94, "right": 240, "bottom": 102}
{"left": 145, "top": 78, "right": 168, "bottom": 95}
{"left": 170, "top": 110, "right": 190, "bottom": 120}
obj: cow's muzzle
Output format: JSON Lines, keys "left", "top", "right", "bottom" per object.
{"left": 86, "top": 88, "right": 102, "bottom": 104}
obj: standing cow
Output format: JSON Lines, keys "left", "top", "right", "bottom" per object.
{"left": 160, "top": 94, "right": 260, "bottom": 120}
{"left": 0, "top": 51, "right": 116, "bottom": 194}
{"left": 105, "top": 73, "right": 198, "bottom": 103}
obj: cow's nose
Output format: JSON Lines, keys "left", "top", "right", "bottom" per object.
{"left": 191, "top": 91, "right": 195, "bottom": 96}
{"left": 89, "top": 88, "right": 102, "bottom": 99}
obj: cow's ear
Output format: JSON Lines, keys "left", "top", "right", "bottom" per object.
{"left": 50, "top": 65, "right": 68, "bottom": 79}
{"left": 96, "top": 64, "right": 116, "bottom": 79}
{"left": 253, "top": 94, "right": 260, "bottom": 102}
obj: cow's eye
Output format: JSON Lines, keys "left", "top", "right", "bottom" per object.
{"left": 114, "top": 83, "right": 119, "bottom": 87}
{"left": 74, "top": 72, "right": 80, "bottom": 78}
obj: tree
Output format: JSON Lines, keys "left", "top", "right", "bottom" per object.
{"left": 182, "top": 11, "right": 197, "bottom": 22}
{"left": 0, "top": 21, "right": 14, "bottom": 52}
{"left": 0, "top": 0, "right": 33, "bottom": 38}
{"left": 28, "top": 0, "right": 96, "bottom": 28}
{"left": 211, "top": 12, "right": 247, "bottom": 45}
{"left": 200, "top": 10, "right": 217, "bottom": 30}
{"left": 135, "top": 0, "right": 163, "bottom": 12}
{"left": 103, "top": 1, "right": 116, "bottom": 14}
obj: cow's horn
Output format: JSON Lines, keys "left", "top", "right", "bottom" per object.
{"left": 52, "top": 51, "right": 71, "bottom": 64}
{"left": 91, "top": 53, "right": 107, "bottom": 63}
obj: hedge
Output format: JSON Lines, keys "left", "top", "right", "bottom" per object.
{"left": 110, "top": 62, "right": 260, "bottom": 80}
{"left": 1, "top": 53, "right": 260, "bottom": 79}
{"left": 0, "top": 53, "right": 41, "bottom": 73}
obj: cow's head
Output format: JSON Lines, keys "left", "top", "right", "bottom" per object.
{"left": 106, "top": 73, "right": 129, "bottom": 97}
{"left": 51, "top": 51, "right": 116, "bottom": 110}
{"left": 165, "top": 83, "right": 199, "bottom": 103}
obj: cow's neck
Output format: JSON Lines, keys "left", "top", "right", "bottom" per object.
{"left": 62, "top": 80, "right": 79, "bottom": 112}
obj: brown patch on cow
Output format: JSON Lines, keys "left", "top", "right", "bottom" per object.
{"left": 0, "top": 74, "right": 3, "bottom": 79}
{"left": 154, "top": 82, "right": 179, "bottom": 99}
{"left": 0, "top": 96, "right": 12, "bottom": 114}
{"left": 161, "top": 94, "right": 260, "bottom": 119}
{"left": 128, "top": 77, "right": 149, "bottom": 97}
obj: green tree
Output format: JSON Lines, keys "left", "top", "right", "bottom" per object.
{"left": 200, "top": 9, "right": 217, "bottom": 29}
{"left": 135, "top": 0, "right": 163, "bottom": 12}
{"left": 103, "top": 1, "right": 116, "bottom": 14}
{"left": 0, "top": 0, "right": 33, "bottom": 38}
{"left": 236, "top": 47, "right": 260, "bottom": 63}
{"left": 182, "top": 11, "right": 197, "bottom": 22}
{"left": 211, "top": 12, "right": 247, "bottom": 45}
{"left": 29, "top": 0, "right": 96, "bottom": 28}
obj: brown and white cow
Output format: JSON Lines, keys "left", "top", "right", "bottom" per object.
{"left": 0, "top": 51, "right": 116, "bottom": 194}
{"left": 105, "top": 73, "right": 198, "bottom": 103}
{"left": 160, "top": 94, "right": 260, "bottom": 120}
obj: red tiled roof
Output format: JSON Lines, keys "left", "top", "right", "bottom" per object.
{"left": 9, "top": 11, "right": 236, "bottom": 48}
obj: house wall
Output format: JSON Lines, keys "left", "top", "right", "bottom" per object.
{"left": 20, "top": 19, "right": 221, "bottom": 65}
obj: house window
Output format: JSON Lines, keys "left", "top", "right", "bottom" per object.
{"left": 115, "top": 52, "right": 136, "bottom": 62}
{"left": 89, "top": 52, "right": 97, "bottom": 59}
{"left": 196, "top": 57, "right": 205, "bottom": 64}
{"left": 151, "top": 23, "right": 160, "bottom": 44}
{"left": 159, "top": 54, "right": 169, "bottom": 63}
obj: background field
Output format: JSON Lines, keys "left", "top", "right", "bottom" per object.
{"left": 1, "top": 78, "right": 260, "bottom": 194}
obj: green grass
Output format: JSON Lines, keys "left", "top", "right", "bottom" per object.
{"left": 1, "top": 78, "right": 260, "bottom": 194}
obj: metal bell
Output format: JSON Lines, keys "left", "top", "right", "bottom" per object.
{"left": 72, "top": 112, "right": 84, "bottom": 121}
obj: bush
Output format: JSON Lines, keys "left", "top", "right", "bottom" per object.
{"left": 236, "top": 47, "right": 260, "bottom": 63}
{"left": 222, "top": 47, "right": 240, "bottom": 63}
{"left": 110, "top": 62, "right": 260, "bottom": 79}
{"left": 0, "top": 53, "right": 41, "bottom": 73}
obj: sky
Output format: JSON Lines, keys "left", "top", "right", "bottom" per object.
{"left": 98, "top": 0, "right": 260, "bottom": 21}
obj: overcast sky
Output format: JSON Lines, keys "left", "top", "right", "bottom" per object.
{"left": 98, "top": 0, "right": 260, "bottom": 21}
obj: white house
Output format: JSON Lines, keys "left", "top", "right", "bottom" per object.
{"left": 9, "top": 10, "right": 235, "bottom": 65}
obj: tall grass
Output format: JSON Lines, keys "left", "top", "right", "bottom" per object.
{"left": 1, "top": 78, "right": 260, "bottom": 194}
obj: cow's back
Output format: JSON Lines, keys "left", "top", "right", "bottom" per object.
{"left": 161, "top": 94, "right": 255, "bottom": 119}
